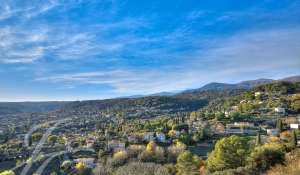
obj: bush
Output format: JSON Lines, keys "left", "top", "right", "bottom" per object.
{"left": 176, "top": 151, "right": 201, "bottom": 175}
{"left": 167, "top": 141, "right": 186, "bottom": 163}
{"left": 0, "top": 171, "right": 15, "bottom": 175}
{"left": 110, "top": 151, "right": 128, "bottom": 167}
{"left": 127, "top": 145, "right": 145, "bottom": 158}
{"left": 138, "top": 146, "right": 165, "bottom": 163}
{"left": 266, "top": 149, "right": 300, "bottom": 175}
{"left": 114, "top": 162, "right": 171, "bottom": 175}
{"left": 247, "top": 143, "right": 285, "bottom": 172}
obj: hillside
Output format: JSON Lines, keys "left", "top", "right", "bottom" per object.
{"left": 0, "top": 102, "right": 69, "bottom": 115}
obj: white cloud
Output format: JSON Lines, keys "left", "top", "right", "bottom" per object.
{"left": 34, "top": 26, "right": 300, "bottom": 96}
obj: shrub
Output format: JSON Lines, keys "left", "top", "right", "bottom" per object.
{"left": 110, "top": 151, "right": 128, "bottom": 167}
{"left": 0, "top": 171, "right": 15, "bottom": 175}
{"left": 114, "top": 162, "right": 171, "bottom": 175}
{"left": 247, "top": 143, "right": 285, "bottom": 172}
{"left": 176, "top": 151, "right": 201, "bottom": 175}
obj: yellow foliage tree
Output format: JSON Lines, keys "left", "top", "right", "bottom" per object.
{"left": 75, "top": 162, "right": 86, "bottom": 174}
{"left": 146, "top": 141, "right": 157, "bottom": 152}
{"left": 0, "top": 171, "right": 15, "bottom": 175}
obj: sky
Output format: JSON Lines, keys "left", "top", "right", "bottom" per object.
{"left": 0, "top": 0, "right": 300, "bottom": 101}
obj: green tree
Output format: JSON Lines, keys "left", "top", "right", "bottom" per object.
{"left": 276, "top": 119, "right": 283, "bottom": 133}
{"left": 47, "top": 135, "right": 58, "bottom": 145}
{"left": 291, "top": 94, "right": 300, "bottom": 112}
{"left": 256, "top": 132, "right": 262, "bottom": 146}
{"left": 31, "top": 132, "right": 43, "bottom": 142}
{"left": 247, "top": 143, "right": 285, "bottom": 172}
{"left": 290, "top": 130, "right": 297, "bottom": 149}
{"left": 175, "top": 151, "right": 201, "bottom": 175}
{"left": 206, "top": 135, "right": 250, "bottom": 173}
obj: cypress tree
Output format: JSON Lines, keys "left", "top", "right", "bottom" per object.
{"left": 276, "top": 119, "right": 283, "bottom": 133}
{"left": 291, "top": 130, "right": 297, "bottom": 149}
{"left": 256, "top": 131, "right": 262, "bottom": 146}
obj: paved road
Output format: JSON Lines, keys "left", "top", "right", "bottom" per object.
{"left": 20, "top": 119, "right": 70, "bottom": 175}
{"left": 34, "top": 148, "right": 95, "bottom": 175}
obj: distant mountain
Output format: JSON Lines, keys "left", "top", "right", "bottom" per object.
{"left": 181, "top": 75, "right": 300, "bottom": 94}
{"left": 280, "top": 75, "right": 300, "bottom": 82}
{"left": 1, "top": 75, "right": 299, "bottom": 116}
{"left": 238, "top": 78, "right": 274, "bottom": 88}
{"left": 0, "top": 101, "right": 69, "bottom": 115}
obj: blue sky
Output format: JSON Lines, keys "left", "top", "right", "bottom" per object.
{"left": 0, "top": 0, "right": 300, "bottom": 101}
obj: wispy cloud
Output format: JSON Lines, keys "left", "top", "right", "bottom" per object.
{"left": 34, "top": 26, "right": 300, "bottom": 96}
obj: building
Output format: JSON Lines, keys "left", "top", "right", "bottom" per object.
{"left": 290, "top": 124, "right": 300, "bottom": 129}
{"left": 86, "top": 138, "right": 95, "bottom": 148}
{"left": 214, "top": 123, "right": 225, "bottom": 134}
{"left": 143, "top": 132, "right": 155, "bottom": 142}
{"left": 156, "top": 133, "right": 166, "bottom": 143}
{"left": 274, "top": 107, "right": 285, "bottom": 114}
{"left": 255, "top": 92, "right": 263, "bottom": 97}
{"left": 108, "top": 140, "right": 126, "bottom": 152}
{"left": 128, "top": 135, "right": 139, "bottom": 144}
{"left": 267, "top": 129, "right": 279, "bottom": 136}
{"left": 234, "top": 122, "right": 254, "bottom": 127}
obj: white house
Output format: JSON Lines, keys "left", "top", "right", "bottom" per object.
{"left": 267, "top": 129, "right": 279, "bottom": 136}
{"left": 290, "top": 124, "right": 300, "bottom": 129}
{"left": 143, "top": 132, "right": 155, "bottom": 141}
{"left": 234, "top": 122, "right": 254, "bottom": 127}
{"left": 274, "top": 107, "right": 285, "bottom": 113}
{"left": 108, "top": 140, "right": 126, "bottom": 152}
{"left": 255, "top": 92, "right": 263, "bottom": 97}
{"left": 128, "top": 135, "right": 139, "bottom": 143}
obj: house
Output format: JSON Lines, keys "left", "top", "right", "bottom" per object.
{"left": 86, "top": 138, "right": 95, "bottom": 148}
{"left": 156, "top": 133, "right": 166, "bottom": 143}
{"left": 225, "top": 124, "right": 257, "bottom": 135}
{"left": 290, "top": 124, "right": 300, "bottom": 129}
{"left": 108, "top": 140, "right": 126, "bottom": 152}
{"left": 128, "top": 135, "right": 139, "bottom": 144}
{"left": 74, "top": 158, "right": 96, "bottom": 168}
{"left": 274, "top": 107, "right": 285, "bottom": 114}
{"left": 234, "top": 122, "right": 254, "bottom": 127}
{"left": 143, "top": 132, "right": 155, "bottom": 141}
{"left": 214, "top": 123, "right": 225, "bottom": 134}
{"left": 267, "top": 129, "right": 279, "bottom": 136}
{"left": 255, "top": 92, "right": 263, "bottom": 97}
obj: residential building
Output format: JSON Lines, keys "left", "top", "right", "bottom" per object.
{"left": 290, "top": 124, "right": 300, "bottom": 129}
{"left": 156, "top": 133, "right": 166, "bottom": 143}
{"left": 267, "top": 129, "right": 279, "bottom": 136}
{"left": 108, "top": 140, "right": 126, "bottom": 152}
{"left": 274, "top": 107, "right": 285, "bottom": 114}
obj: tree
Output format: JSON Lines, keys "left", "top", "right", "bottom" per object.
{"left": 47, "top": 135, "right": 58, "bottom": 145}
{"left": 31, "top": 132, "right": 42, "bottom": 142}
{"left": 75, "top": 162, "right": 92, "bottom": 175}
{"left": 247, "top": 143, "right": 285, "bottom": 172}
{"left": 291, "top": 94, "right": 300, "bottom": 112}
{"left": 256, "top": 131, "right": 262, "bottom": 146}
{"left": 146, "top": 141, "right": 157, "bottom": 153}
{"left": 290, "top": 130, "right": 297, "bottom": 149}
{"left": 206, "top": 135, "right": 250, "bottom": 173}
{"left": 61, "top": 160, "right": 72, "bottom": 171}
{"left": 276, "top": 119, "right": 283, "bottom": 133}
{"left": 176, "top": 151, "right": 201, "bottom": 175}
{"left": 0, "top": 171, "right": 15, "bottom": 175}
